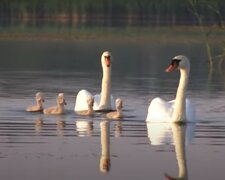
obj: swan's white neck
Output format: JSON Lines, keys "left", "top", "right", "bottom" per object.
{"left": 172, "top": 68, "right": 189, "bottom": 122}
{"left": 57, "top": 102, "right": 65, "bottom": 112}
{"left": 99, "top": 66, "right": 111, "bottom": 110}
{"left": 116, "top": 107, "right": 123, "bottom": 118}
{"left": 36, "top": 100, "right": 43, "bottom": 108}
{"left": 87, "top": 104, "right": 94, "bottom": 115}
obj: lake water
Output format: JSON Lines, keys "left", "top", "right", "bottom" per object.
{"left": 0, "top": 38, "right": 225, "bottom": 180}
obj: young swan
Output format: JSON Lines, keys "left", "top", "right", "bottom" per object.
{"left": 26, "top": 92, "right": 45, "bottom": 112}
{"left": 106, "top": 98, "right": 123, "bottom": 119}
{"left": 76, "top": 96, "right": 95, "bottom": 116}
{"left": 43, "top": 93, "right": 67, "bottom": 115}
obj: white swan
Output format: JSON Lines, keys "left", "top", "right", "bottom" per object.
{"left": 146, "top": 55, "right": 195, "bottom": 123}
{"left": 74, "top": 51, "right": 115, "bottom": 112}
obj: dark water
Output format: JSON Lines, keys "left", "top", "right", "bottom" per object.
{"left": 0, "top": 39, "right": 225, "bottom": 180}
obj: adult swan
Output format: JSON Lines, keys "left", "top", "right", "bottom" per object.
{"left": 74, "top": 51, "right": 115, "bottom": 112}
{"left": 146, "top": 55, "right": 195, "bottom": 123}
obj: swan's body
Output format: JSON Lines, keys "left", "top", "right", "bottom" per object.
{"left": 74, "top": 51, "right": 115, "bottom": 112}
{"left": 76, "top": 96, "right": 95, "bottom": 116}
{"left": 106, "top": 98, "right": 123, "bottom": 119}
{"left": 146, "top": 55, "right": 195, "bottom": 123}
{"left": 26, "top": 92, "right": 45, "bottom": 112}
{"left": 43, "top": 93, "right": 67, "bottom": 115}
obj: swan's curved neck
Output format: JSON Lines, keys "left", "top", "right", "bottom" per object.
{"left": 87, "top": 105, "right": 94, "bottom": 115}
{"left": 116, "top": 107, "right": 123, "bottom": 117}
{"left": 172, "top": 68, "right": 189, "bottom": 122}
{"left": 99, "top": 66, "right": 111, "bottom": 109}
{"left": 37, "top": 100, "right": 43, "bottom": 108}
{"left": 57, "top": 102, "right": 65, "bottom": 111}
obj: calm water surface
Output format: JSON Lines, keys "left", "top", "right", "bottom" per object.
{"left": 0, "top": 39, "right": 225, "bottom": 180}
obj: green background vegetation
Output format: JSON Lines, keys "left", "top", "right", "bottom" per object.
{"left": 0, "top": 0, "right": 224, "bottom": 27}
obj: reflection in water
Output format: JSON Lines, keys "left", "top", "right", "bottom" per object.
{"left": 147, "top": 123, "right": 195, "bottom": 180}
{"left": 75, "top": 120, "right": 93, "bottom": 137}
{"left": 114, "top": 121, "right": 122, "bottom": 138}
{"left": 35, "top": 117, "right": 44, "bottom": 133}
{"left": 100, "top": 120, "right": 110, "bottom": 173}
{"left": 56, "top": 119, "right": 66, "bottom": 136}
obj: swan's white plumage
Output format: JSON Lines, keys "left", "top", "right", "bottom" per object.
{"left": 74, "top": 51, "right": 116, "bottom": 112}
{"left": 74, "top": 89, "right": 115, "bottom": 111}
{"left": 146, "top": 97, "right": 195, "bottom": 122}
{"left": 93, "top": 94, "right": 115, "bottom": 110}
{"left": 146, "top": 55, "right": 196, "bottom": 123}
{"left": 74, "top": 89, "right": 93, "bottom": 111}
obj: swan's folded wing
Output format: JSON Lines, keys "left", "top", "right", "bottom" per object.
{"left": 110, "top": 95, "right": 115, "bottom": 110}
{"left": 93, "top": 94, "right": 115, "bottom": 111}
{"left": 185, "top": 98, "right": 196, "bottom": 122}
{"left": 93, "top": 94, "right": 100, "bottom": 110}
{"left": 146, "top": 97, "right": 173, "bottom": 122}
{"left": 75, "top": 89, "right": 93, "bottom": 111}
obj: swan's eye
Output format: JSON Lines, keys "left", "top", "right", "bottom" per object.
{"left": 104, "top": 56, "right": 110, "bottom": 59}
{"left": 171, "top": 59, "right": 181, "bottom": 67}
{"left": 104, "top": 56, "right": 111, "bottom": 67}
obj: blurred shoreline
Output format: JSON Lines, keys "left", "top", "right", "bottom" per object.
{"left": 0, "top": 25, "right": 224, "bottom": 43}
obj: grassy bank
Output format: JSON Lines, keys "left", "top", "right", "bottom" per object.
{"left": 0, "top": 25, "right": 224, "bottom": 44}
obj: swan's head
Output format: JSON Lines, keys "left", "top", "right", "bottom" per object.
{"left": 166, "top": 55, "right": 190, "bottom": 72}
{"left": 101, "top": 51, "right": 112, "bottom": 68}
{"left": 58, "top": 93, "right": 67, "bottom": 105}
{"left": 115, "top": 98, "right": 123, "bottom": 109}
{"left": 36, "top": 92, "right": 45, "bottom": 102}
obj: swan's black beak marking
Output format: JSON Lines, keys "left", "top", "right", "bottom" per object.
{"left": 165, "top": 59, "right": 181, "bottom": 72}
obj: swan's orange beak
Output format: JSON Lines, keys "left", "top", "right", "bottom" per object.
{"left": 165, "top": 64, "right": 177, "bottom": 72}
{"left": 105, "top": 56, "right": 111, "bottom": 67}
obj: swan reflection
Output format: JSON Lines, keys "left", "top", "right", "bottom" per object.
{"left": 147, "top": 122, "right": 196, "bottom": 180}
{"left": 114, "top": 121, "right": 122, "bottom": 138}
{"left": 75, "top": 120, "right": 93, "bottom": 137}
{"left": 35, "top": 117, "right": 44, "bottom": 133}
{"left": 100, "top": 120, "right": 111, "bottom": 173}
{"left": 56, "top": 119, "right": 66, "bottom": 136}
